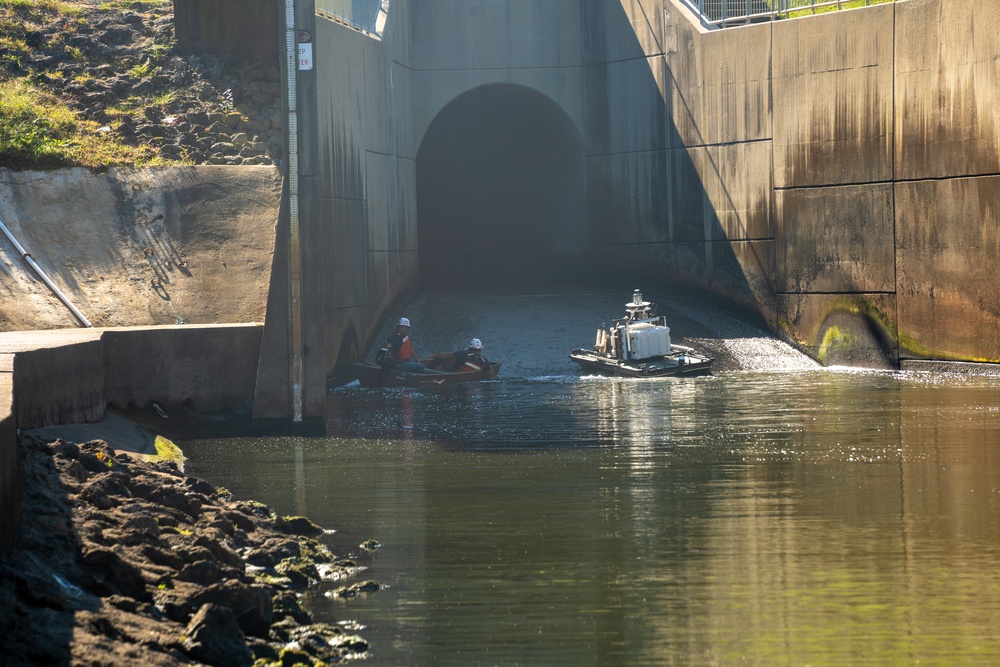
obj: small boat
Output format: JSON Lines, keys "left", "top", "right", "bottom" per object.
{"left": 569, "top": 290, "right": 713, "bottom": 377}
{"left": 353, "top": 360, "right": 502, "bottom": 387}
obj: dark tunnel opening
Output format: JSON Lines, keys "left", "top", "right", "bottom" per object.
{"left": 416, "top": 84, "right": 587, "bottom": 289}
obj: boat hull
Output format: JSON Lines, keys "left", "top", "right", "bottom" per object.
{"left": 353, "top": 362, "right": 501, "bottom": 387}
{"left": 569, "top": 348, "right": 712, "bottom": 378}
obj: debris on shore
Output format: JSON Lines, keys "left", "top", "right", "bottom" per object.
{"left": 0, "top": 435, "right": 375, "bottom": 666}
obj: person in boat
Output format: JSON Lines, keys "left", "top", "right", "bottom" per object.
{"left": 385, "top": 317, "right": 425, "bottom": 373}
{"left": 426, "top": 338, "right": 490, "bottom": 373}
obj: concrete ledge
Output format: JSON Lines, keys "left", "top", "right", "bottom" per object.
{"left": 901, "top": 360, "right": 1000, "bottom": 376}
{"left": 0, "top": 324, "right": 264, "bottom": 554}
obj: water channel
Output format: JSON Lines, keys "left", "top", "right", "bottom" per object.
{"left": 181, "top": 289, "right": 1000, "bottom": 666}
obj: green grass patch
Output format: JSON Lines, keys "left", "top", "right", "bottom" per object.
{"left": 780, "top": 0, "right": 894, "bottom": 19}
{"left": 0, "top": 77, "right": 168, "bottom": 169}
{"left": 0, "top": 0, "right": 82, "bottom": 23}
{"left": 65, "top": 45, "right": 86, "bottom": 61}
{"left": 0, "top": 79, "right": 76, "bottom": 167}
{"left": 128, "top": 61, "right": 153, "bottom": 78}
{"left": 98, "top": 0, "right": 171, "bottom": 10}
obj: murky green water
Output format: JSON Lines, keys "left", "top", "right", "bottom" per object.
{"left": 182, "top": 292, "right": 1000, "bottom": 666}
{"left": 182, "top": 372, "right": 1000, "bottom": 666}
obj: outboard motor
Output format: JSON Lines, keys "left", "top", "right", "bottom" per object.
{"left": 375, "top": 347, "right": 391, "bottom": 366}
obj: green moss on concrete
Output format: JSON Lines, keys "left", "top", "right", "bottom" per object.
{"left": 817, "top": 325, "right": 853, "bottom": 363}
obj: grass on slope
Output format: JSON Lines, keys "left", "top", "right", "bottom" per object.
{"left": 0, "top": 78, "right": 162, "bottom": 169}
{"left": 0, "top": 0, "right": 176, "bottom": 170}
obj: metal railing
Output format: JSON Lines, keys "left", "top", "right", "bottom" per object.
{"left": 681, "top": 0, "right": 894, "bottom": 28}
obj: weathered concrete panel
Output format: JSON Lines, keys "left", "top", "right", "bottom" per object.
{"left": 588, "top": 152, "right": 669, "bottom": 247}
{"left": 772, "top": 6, "right": 894, "bottom": 188}
{"left": 689, "top": 142, "right": 773, "bottom": 241}
{"left": 775, "top": 184, "right": 895, "bottom": 294}
{"left": 410, "top": 0, "right": 584, "bottom": 71}
{"left": 711, "top": 239, "right": 776, "bottom": 318}
{"left": 103, "top": 325, "right": 262, "bottom": 414}
{"left": 606, "top": 56, "right": 667, "bottom": 154}
{"left": 252, "top": 209, "right": 291, "bottom": 421}
{"left": 365, "top": 153, "right": 391, "bottom": 254}
{"left": 603, "top": 0, "right": 667, "bottom": 62}
{"left": 388, "top": 61, "right": 418, "bottom": 160}
{"left": 396, "top": 158, "right": 419, "bottom": 255}
{"left": 664, "top": 3, "right": 771, "bottom": 148}
{"left": 779, "top": 292, "right": 898, "bottom": 368}
{"left": 896, "top": 176, "right": 1000, "bottom": 362}
{"left": 116, "top": 167, "right": 280, "bottom": 324}
{"left": 0, "top": 363, "right": 18, "bottom": 552}
{"left": 895, "top": 0, "right": 1000, "bottom": 180}
{"left": 323, "top": 198, "right": 368, "bottom": 310}
{"left": 384, "top": 0, "right": 412, "bottom": 70}
{"left": 316, "top": 20, "right": 370, "bottom": 202}
{"left": 666, "top": 145, "right": 711, "bottom": 243}
{"left": 0, "top": 167, "right": 279, "bottom": 332}
{"left": 12, "top": 341, "right": 105, "bottom": 429}
{"left": 174, "top": 0, "right": 278, "bottom": 61}
{"left": 363, "top": 38, "right": 393, "bottom": 158}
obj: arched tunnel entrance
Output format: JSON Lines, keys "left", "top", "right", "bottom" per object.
{"left": 416, "top": 84, "right": 587, "bottom": 289}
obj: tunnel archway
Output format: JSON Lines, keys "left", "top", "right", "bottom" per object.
{"left": 416, "top": 84, "right": 587, "bottom": 289}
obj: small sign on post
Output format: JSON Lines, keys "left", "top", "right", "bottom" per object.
{"left": 299, "top": 42, "right": 312, "bottom": 70}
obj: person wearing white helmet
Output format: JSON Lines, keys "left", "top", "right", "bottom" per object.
{"left": 384, "top": 317, "right": 425, "bottom": 372}
{"left": 426, "top": 338, "right": 489, "bottom": 373}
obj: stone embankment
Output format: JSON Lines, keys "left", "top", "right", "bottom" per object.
{"left": 0, "top": 435, "right": 377, "bottom": 667}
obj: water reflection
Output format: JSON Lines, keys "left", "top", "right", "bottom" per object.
{"left": 182, "top": 369, "right": 1000, "bottom": 666}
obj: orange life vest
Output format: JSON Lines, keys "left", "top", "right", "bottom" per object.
{"left": 395, "top": 334, "right": 413, "bottom": 361}
{"left": 456, "top": 353, "right": 486, "bottom": 373}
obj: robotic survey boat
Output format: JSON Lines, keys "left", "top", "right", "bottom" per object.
{"left": 569, "top": 290, "right": 713, "bottom": 378}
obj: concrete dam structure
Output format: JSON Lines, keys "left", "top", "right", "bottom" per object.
{"left": 1, "top": 0, "right": 998, "bottom": 424}
{"left": 254, "top": 0, "right": 998, "bottom": 419}
{"left": 1, "top": 0, "right": 998, "bottom": 553}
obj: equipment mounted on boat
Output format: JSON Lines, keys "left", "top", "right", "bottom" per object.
{"left": 569, "top": 289, "right": 713, "bottom": 378}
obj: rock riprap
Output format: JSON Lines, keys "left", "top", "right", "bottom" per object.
{"left": 0, "top": 435, "right": 375, "bottom": 666}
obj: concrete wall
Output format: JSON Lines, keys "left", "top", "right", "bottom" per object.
{"left": 657, "top": 0, "right": 1000, "bottom": 366}
{"left": 0, "top": 355, "right": 17, "bottom": 551}
{"left": 0, "top": 166, "right": 281, "bottom": 331}
{"left": 174, "top": 0, "right": 279, "bottom": 61}
{"left": 284, "top": 0, "right": 1000, "bottom": 400}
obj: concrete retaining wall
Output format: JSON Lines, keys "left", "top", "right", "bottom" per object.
{"left": 0, "top": 357, "right": 17, "bottom": 551}
{"left": 0, "top": 324, "right": 263, "bottom": 552}
{"left": 0, "top": 166, "right": 281, "bottom": 332}
{"left": 660, "top": 0, "right": 1000, "bottom": 367}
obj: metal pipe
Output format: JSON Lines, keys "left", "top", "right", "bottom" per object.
{"left": 284, "top": 0, "right": 304, "bottom": 422}
{"left": 0, "top": 215, "right": 92, "bottom": 328}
